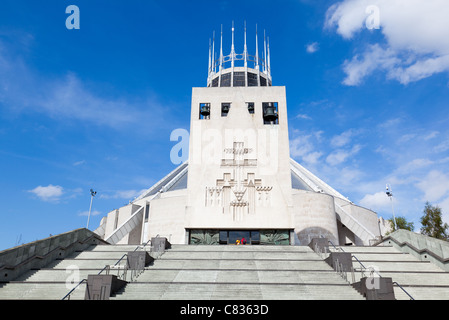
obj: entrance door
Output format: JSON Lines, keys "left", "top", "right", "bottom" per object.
{"left": 219, "top": 230, "right": 260, "bottom": 245}
{"left": 229, "top": 231, "right": 250, "bottom": 245}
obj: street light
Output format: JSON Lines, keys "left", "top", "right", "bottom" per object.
{"left": 386, "top": 184, "right": 398, "bottom": 231}
{"left": 86, "top": 189, "right": 97, "bottom": 229}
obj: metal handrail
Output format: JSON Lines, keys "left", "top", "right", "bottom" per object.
{"left": 393, "top": 281, "right": 415, "bottom": 300}
{"left": 320, "top": 236, "right": 414, "bottom": 300}
{"left": 346, "top": 249, "right": 414, "bottom": 300}
{"left": 61, "top": 278, "right": 87, "bottom": 300}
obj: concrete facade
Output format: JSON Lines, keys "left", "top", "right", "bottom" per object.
{"left": 96, "top": 83, "right": 383, "bottom": 246}
{"left": 186, "top": 86, "right": 293, "bottom": 232}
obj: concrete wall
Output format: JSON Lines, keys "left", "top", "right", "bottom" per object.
{"left": 380, "top": 229, "right": 449, "bottom": 271}
{"left": 186, "top": 86, "right": 293, "bottom": 231}
{"left": 336, "top": 198, "right": 380, "bottom": 239}
{"left": 116, "top": 204, "right": 141, "bottom": 245}
{"left": 0, "top": 228, "right": 107, "bottom": 281}
{"left": 144, "top": 189, "right": 187, "bottom": 244}
{"left": 102, "top": 204, "right": 144, "bottom": 245}
{"left": 292, "top": 190, "right": 339, "bottom": 245}
{"left": 104, "top": 209, "right": 119, "bottom": 241}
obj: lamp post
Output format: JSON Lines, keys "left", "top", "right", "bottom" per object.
{"left": 386, "top": 184, "right": 398, "bottom": 231}
{"left": 86, "top": 189, "right": 97, "bottom": 229}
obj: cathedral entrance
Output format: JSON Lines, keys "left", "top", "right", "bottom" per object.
{"left": 220, "top": 230, "right": 256, "bottom": 245}
{"left": 188, "top": 229, "right": 291, "bottom": 245}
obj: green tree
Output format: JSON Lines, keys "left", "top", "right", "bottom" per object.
{"left": 420, "top": 202, "right": 449, "bottom": 240}
{"left": 387, "top": 216, "right": 414, "bottom": 234}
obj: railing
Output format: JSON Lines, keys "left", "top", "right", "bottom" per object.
{"left": 313, "top": 237, "right": 415, "bottom": 300}
{"left": 334, "top": 258, "right": 349, "bottom": 283}
{"left": 62, "top": 279, "right": 88, "bottom": 300}
{"left": 313, "top": 242, "right": 327, "bottom": 259}
{"left": 62, "top": 236, "right": 158, "bottom": 300}
{"left": 393, "top": 281, "right": 415, "bottom": 300}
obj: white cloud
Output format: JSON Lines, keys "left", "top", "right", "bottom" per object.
{"left": 302, "top": 151, "right": 323, "bottom": 165}
{"left": 335, "top": 167, "right": 364, "bottom": 187}
{"left": 437, "top": 196, "right": 449, "bottom": 225}
{"left": 434, "top": 139, "right": 449, "bottom": 153}
{"left": 424, "top": 131, "right": 439, "bottom": 141}
{"left": 360, "top": 191, "right": 392, "bottom": 211}
{"left": 395, "top": 158, "right": 434, "bottom": 176}
{"left": 326, "top": 144, "right": 362, "bottom": 166}
{"left": 306, "top": 42, "right": 319, "bottom": 53}
{"left": 100, "top": 189, "right": 147, "bottom": 200}
{"left": 290, "top": 133, "right": 314, "bottom": 159}
{"left": 326, "top": 0, "right": 449, "bottom": 85}
{"left": 289, "top": 131, "right": 324, "bottom": 166}
{"left": 78, "top": 210, "right": 101, "bottom": 217}
{"left": 28, "top": 184, "right": 64, "bottom": 202}
{"left": 415, "top": 170, "right": 449, "bottom": 203}
{"left": 295, "top": 113, "right": 312, "bottom": 120}
{"left": 330, "top": 129, "right": 358, "bottom": 148}
{"left": 342, "top": 44, "right": 400, "bottom": 86}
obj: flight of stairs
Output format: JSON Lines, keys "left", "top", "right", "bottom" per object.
{"left": 0, "top": 244, "right": 363, "bottom": 300}
{"left": 1, "top": 243, "right": 448, "bottom": 300}
{"left": 111, "top": 245, "right": 363, "bottom": 300}
{"left": 329, "top": 245, "right": 449, "bottom": 300}
{"left": 0, "top": 244, "right": 137, "bottom": 300}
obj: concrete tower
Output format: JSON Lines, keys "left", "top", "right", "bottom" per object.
{"left": 95, "top": 24, "right": 385, "bottom": 247}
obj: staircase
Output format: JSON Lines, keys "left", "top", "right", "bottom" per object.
{"left": 329, "top": 245, "right": 449, "bottom": 300}
{"left": 0, "top": 244, "right": 137, "bottom": 300}
{"left": 0, "top": 244, "right": 363, "bottom": 300}
{"left": 111, "top": 245, "right": 363, "bottom": 300}
{"left": 2, "top": 242, "right": 448, "bottom": 300}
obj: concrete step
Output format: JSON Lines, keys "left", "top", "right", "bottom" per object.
{"left": 332, "top": 245, "right": 398, "bottom": 253}
{"left": 351, "top": 260, "right": 443, "bottom": 272}
{"left": 0, "top": 282, "right": 86, "bottom": 300}
{"left": 14, "top": 269, "right": 106, "bottom": 282}
{"left": 170, "top": 245, "right": 312, "bottom": 252}
{"left": 69, "top": 250, "right": 137, "bottom": 259}
{"left": 151, "top": 259, "right": 333, "bottom": 271}
{"left": 160, "top": 251, "right": 320, "bottom": 261}
{"left": 133, "top": 269, "right": 349, "bottom": 284}
{"left": 394, "top": 286, "right": 449, "bottom": 300}
{"left": 48, "top": 258, "right": 128, "bottom": 269}
{"left": 87, "top": 244, "right": 145, "bottom": 252}
{"left": 112, "top": 283, "right": 364, "bottom": 300}
{"left": 380, "top": 272, "right": 449, "bottom": 286}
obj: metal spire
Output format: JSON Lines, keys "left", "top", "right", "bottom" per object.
{"left": 244, "top": 21, "right": 248, "bottom": 68}
{"left": 208, "top": 37, "right": 212, "bottom": 77}
{"left": 255, "top": 24, "right": 259, "bottom": 70}
{"left": 267, "top": 36, "right": 271, "bottom": 79}
{"left": 212, "top": 30, "right": 215, "bottom": 73}
{"left": 263, "top": 29, "right": 267, "bottom": 75}
{"left": 219, "top": 24, "right": 223, "bottom": 71}
{"left": 231, "top": 21, "right": 235, "bottom": 69}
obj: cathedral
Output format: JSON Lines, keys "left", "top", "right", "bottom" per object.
{"left": 94, "top": 24, "right": 385, "bottom": 247}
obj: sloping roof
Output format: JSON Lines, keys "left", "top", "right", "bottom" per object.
{"left": 132, "top": 158, "right": 351, "bottom": 202}
{"left": 289, "top": 158, "right": 349, "bottom": 201}
{"left": 133, "top": 162, "right": 188, "bottom": 202}
{"left": 104, "top": 158, "right": 376, "bottom": 245}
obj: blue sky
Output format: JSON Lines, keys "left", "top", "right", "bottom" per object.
{"left": 1, "top": 0, "right": 449, "bottom": 250}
